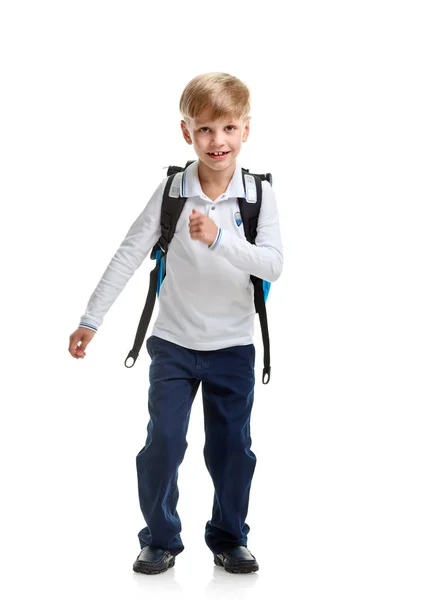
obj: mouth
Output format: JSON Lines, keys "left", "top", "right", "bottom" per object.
{"left": 207, "top": 151, "right": 231, "bottom": 160}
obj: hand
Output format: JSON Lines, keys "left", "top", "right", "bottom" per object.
{"left": 189, "top": 208, "right": 218, "bottom": 247}
{"left": 68, "top": 326, "right": 96, "bottom": 359}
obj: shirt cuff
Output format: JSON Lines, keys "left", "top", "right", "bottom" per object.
{"left": 79, "top": 321, "right": 98, "bottom": 332}
{"left": 208, "top": 227, "right": 223, "bottom": 250}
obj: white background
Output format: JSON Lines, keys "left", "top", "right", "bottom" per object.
{"left": 1, "top": 1, "right": 421, "bottom": 598}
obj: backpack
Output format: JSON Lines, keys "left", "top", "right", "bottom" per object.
{"left": 125, "top": 160, "right": 273, "bottom": 384}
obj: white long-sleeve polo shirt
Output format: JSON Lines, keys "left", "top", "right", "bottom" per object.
{"left": 79, "top": 159, "right": 284, "bottom": 351}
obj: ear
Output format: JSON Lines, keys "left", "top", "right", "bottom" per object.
{"left": 181, "top": 120, "right": 193, "bottom": 145}
{"left": 242, "top": 116, "right": 251, "bottom": 143}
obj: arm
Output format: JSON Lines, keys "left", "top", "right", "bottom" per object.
{"left": 78, "top": 177, "right": 166, "bottom": 331}
{"left": 209, "top": 180, "right": 284, "bottom": 282}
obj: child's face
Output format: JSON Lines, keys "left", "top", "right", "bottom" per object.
{"left": 181, "top": 107, "right": 250, "bottom": 172}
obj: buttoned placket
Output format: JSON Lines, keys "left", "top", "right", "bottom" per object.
{"left": 200, "top": 194, "right": 227, "bottom": 216}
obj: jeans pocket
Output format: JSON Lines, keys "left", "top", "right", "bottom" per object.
{"left": 146, "top": 335, "right": 155, "bottom": 357}
{"left": 248, "top": 344, "right": 256, "bottom": 364}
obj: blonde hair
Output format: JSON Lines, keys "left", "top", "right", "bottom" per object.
{"left": 179, "top": 72, "right": 250, "bottom": 128}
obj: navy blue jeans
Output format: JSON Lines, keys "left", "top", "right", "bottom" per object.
{"left": 136, "top": 335, "right": 256, "bottom": 556}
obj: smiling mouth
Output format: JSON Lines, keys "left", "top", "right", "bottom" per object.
{"left": 207, "top": 151, "right": 230, "bottom": 156}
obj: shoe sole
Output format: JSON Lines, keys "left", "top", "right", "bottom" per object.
{"left": 133, "top": 556, "right": 175, "bottom": 575}
{"left": 214, "top": 555, "right": 259, "bottom": 573}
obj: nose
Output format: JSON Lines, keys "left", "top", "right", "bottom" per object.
{"left": 210, "top": 130, "right": 225, "bottom": 147}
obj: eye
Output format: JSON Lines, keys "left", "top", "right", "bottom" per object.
{"left": 198, "top": 125, "right": 237, "bottom": 133}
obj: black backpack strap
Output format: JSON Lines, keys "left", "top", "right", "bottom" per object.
{"left": 124, "top": 173, "right": 187, "bottom": 367}
{"left": 238, "top": 169, "right": 272, "bottom": 384}
{"left": 166, "top": 160, "right": 196, "bottom": 177}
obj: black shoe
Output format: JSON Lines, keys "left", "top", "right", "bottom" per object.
{"left": 214, "top": 545, "right": 259, "bottom": 573}
{"left": 133, "top": 546, "right": 175, "bottom": 575}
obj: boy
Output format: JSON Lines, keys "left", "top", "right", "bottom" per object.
{"left": 68, "top": 72, "right": 284, "bottom": 575}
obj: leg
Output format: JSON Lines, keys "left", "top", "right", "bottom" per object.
{"left": 136, "top": 336, "right": 200, "bottom": 556}
{"left": 201, "top": 343, "right": 256, "bottom": 555}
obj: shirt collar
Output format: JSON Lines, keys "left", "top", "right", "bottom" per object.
{"left": 180, "top": 159, "right": 246, "bottom": 200}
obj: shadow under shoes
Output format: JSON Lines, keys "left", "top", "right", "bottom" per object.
{"left": 214, "top": 545, "right": 259, "bottom": 573}
{"left": 133, "top": 546, "right": 175, "bottom": 575}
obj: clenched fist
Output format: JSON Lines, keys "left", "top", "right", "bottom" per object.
{"left": 189, "top": 208, "right": 218, "bottom": 247}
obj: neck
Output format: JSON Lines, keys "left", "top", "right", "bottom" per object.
{"left": 197, "top": 160, "right": 236, "bottom": 189}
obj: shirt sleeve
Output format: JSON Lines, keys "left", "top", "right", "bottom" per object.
{"left": 208, "top": 180, "right": 284, "bottom": 282}
{"left": 78, "top": 177, "right": 167, "bottom": 331}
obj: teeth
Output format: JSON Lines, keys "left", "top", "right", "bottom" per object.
{"left": 209, "top": 152, "right": 227, "bottom": 155}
